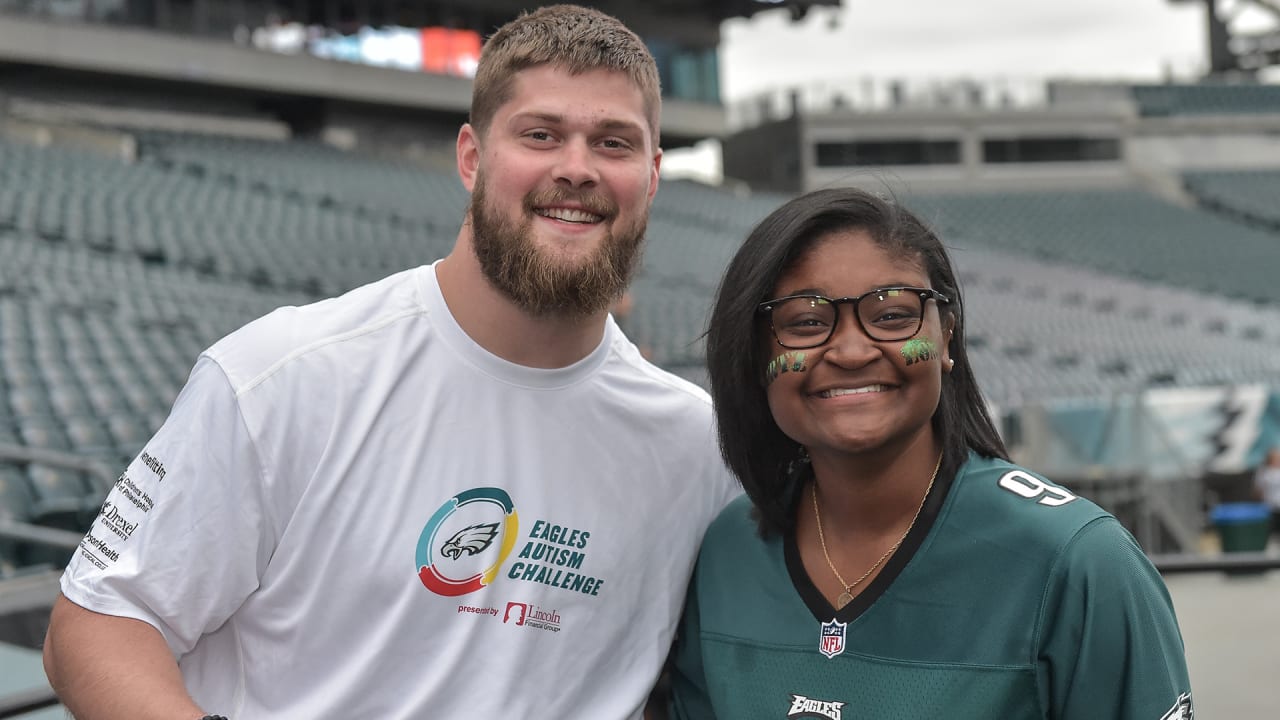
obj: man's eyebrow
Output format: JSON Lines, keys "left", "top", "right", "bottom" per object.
{"left": 596, "top": 118, "right": 645, "bottom": 133}
{"left": 512, "top": 111, "right": 563, "bottom": 125}
{"left": 510, "top": 112, "right": 644, "bottom": 134}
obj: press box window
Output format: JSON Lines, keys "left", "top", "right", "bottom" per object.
{"left": 815, "top": 139, "right": 961, "bottom": 167}
{"left": 982, "top": 136, "right": 1121, "bottom": 163}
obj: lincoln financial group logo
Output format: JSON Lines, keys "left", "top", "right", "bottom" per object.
{"left": 416, "top": 488, "right": 519, "bottom": 597}
{"left": 503, "top": 601, "right": 561, "bottom": 633}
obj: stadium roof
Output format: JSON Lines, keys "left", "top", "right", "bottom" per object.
{"left": 278, "top": 0, "right": 842, "bottom": 38}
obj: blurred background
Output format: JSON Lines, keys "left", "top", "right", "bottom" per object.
{"left": 0, "top": 0, "right": 1277, "bottom": 715}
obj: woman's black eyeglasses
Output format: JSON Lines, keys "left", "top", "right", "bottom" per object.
{"left": 757, "top": 287, "right": 950, "bottom": 349}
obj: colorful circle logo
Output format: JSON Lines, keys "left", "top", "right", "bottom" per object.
{"left": 416, "top": 487, "right": 519, "bottom": 596}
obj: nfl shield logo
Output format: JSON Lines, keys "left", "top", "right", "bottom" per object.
{"left": 818, "top": 619, "right": 847, "bottom": 659}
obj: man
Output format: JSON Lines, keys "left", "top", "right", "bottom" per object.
{"left": 42, "top": 6, "right": 738, "bottom": 718}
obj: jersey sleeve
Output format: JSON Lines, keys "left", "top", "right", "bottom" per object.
{"left": 668, "top": 569, "right": 719, "bottom": 720}
{"left": 1036, "top": 517, "right": 1193, "bottom": 720}
{"left": 60, "top": 354, "right": 276, "bottom": 658}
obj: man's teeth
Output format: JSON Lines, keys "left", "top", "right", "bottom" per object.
{"left": 820, "top": 385, "right": 886, "bottom": 398}
{"left": 536, "top": 208, "right": 602, "bottom": 223}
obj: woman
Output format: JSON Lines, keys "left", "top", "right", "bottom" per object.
{"left": 669, "top": 188, "right": 1192, "bottom": 719}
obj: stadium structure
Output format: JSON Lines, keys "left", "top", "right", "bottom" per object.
{"left": 0, "top": 0, "right": 1277, "bottom": 715}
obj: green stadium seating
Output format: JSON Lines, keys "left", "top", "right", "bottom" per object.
{"left": 5, "top": 124, "right": 1280, "bottom": 574}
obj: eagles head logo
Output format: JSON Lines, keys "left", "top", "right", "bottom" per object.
{"left": 440, "top": 523, "right": 501, "bottom": 560}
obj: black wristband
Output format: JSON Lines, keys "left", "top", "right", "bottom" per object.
{"left": 198, "top": 716, "right": 229, "bottom": 720}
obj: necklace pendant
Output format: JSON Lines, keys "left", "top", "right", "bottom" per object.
{"left": 836, "top": 591, "right": 853, "bottom": 609}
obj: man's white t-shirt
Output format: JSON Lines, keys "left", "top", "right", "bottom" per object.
{"left": 61, "top": 263, "right": 739, "bottom": 719}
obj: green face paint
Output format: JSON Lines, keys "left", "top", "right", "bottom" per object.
{"left": 900, "top": 337, "right": 939, "bottom": 366}
{"left": 766, "top": 351, "right": 807, "bottom": 385}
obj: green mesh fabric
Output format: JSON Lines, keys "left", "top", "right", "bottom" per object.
{"left": 701, "top": 636, "right": 1039, "bottom": 719}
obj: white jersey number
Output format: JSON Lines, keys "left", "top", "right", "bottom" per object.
{"left": 997, "top": 471, "right": 1078, "bottom": 507}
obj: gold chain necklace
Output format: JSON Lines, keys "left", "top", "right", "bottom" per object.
{"left": 811, "top": 452, "right": 943, "bottom": 610}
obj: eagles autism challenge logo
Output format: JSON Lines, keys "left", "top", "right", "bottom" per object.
{"left": 416, "top": 487, "right": 519, "bottom": 596}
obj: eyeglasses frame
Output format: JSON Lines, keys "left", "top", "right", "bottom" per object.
{"left": 757, "top": 286, "right": 952, "bottom": 349}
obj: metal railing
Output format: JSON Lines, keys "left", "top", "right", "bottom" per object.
{"left": 0, "top": 686, "right": 59, "bottom": 718}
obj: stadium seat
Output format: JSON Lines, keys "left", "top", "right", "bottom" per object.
{"left": 0, "top": 463, "right": 37, "bottom": 573}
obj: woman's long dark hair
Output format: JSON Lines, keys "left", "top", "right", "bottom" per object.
{"left": 705, "top": 187, "right": 1008, "bottom": 537}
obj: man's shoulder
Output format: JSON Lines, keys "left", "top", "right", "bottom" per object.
{"left": 206, "top": 266, "right": 429, "bottom": 393}
{"left": 602, "top": 333, "right": 712, "bottom": 411}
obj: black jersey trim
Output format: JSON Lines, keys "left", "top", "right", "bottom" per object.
{"left": 784, "top": 456, "right": 958, "bottom": 623}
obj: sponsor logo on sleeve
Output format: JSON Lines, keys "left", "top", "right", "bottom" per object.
{"left": 77, "top": 453, "right": 168, "bottom": 571}
{"left": 97, "top": 501, "right": 138, "bottom": 541}
{"left": 139, "top": 451, "right": 167, "bottom": 481}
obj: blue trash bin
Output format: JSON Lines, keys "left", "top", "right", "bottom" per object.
{"left": 1210, "top": 502, "right": 1271, "bottom": 552}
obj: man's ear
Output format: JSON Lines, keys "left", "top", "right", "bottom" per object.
{"left": 457, "top": 123, "right": 480, "bottom": 192}
{"left": 647, "top": 148, "right": 662, "bottom": 204}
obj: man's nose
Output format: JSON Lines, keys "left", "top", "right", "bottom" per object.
{"left": 553, "top": 138, "right": 600, "bottom": 189}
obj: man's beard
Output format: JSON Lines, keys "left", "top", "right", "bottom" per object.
{"left": 469, "top": 174, "right": 647, "bottom": 319}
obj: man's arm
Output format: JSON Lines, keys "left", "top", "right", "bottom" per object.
{"left": 47, "top": 357, "right": 268, "bottom": 719}
{"left": 44, "top": 594, "right": 208, "bottom": 720}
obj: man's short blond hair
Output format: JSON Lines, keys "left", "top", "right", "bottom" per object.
{"left": 470, "top": 4, "right": 662, "bottom": 145}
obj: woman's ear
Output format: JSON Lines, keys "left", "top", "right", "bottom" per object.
{"left": 942, "top": 321, "right": 956, "bottom": 373}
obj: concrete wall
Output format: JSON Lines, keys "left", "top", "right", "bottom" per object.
{"left": 0, "top": 15, "right": 726, "bottom": 147}
{"left": 795, "top": 107, "right": 1136, "bottom": 194}
{"left": 725, "top": 89, "right": 1280, "bottom": 195}
{"left": 720, "top": 116, "right": 802, "bottom": 194}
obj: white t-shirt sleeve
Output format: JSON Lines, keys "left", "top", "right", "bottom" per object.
{"left": 61, "top": 354, "right": 275, "bottom": 658}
